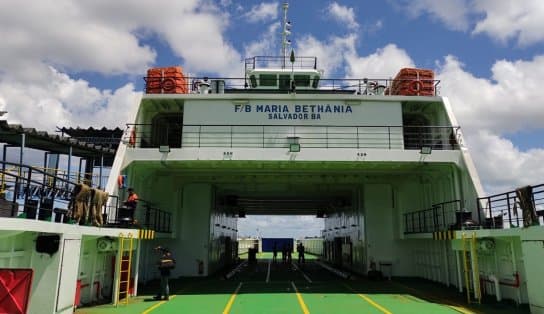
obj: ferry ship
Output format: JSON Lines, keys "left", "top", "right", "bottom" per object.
{"left": 1, "top": 3, "right": 543, "bottom": 314}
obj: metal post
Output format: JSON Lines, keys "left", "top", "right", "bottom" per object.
{"left": 418, "top": 211, "right": 422, "bottom": 233}
{"left": 133, "top": 239, "right": 142, "bottom": 296}
{"left": 281, "top": 2, "right": 289, "bottom": 68}
{"left": 477, "top": 197, "right": 482, "bottom": 225}
{"left": 356, "top": 127, "right": 359, "bottom": 149}
{"left": 50, "top": 153, "right": 59, "bottom": 210}
{"left": 2, "top": 145, "right": 10, "bottom": 196}
{"left": 442, "top": 205, "right": 446, "bottom": 230}
{"left": 388, "top": 126, "right": 391, "bottom": 149}
{"left": 19, "top": 133, "right": 25, "bottom": 168}
{"left": 144, "top": 205, "right": 150, "bottom": 229}
{"left": 84, "top": 157, "right": 94, "bottom": 186}
{"left": 198, "top": 125, "right": 201, "bottom": 148}
{"left": 40, "top": 152, "right": 49, "bottom": 220}
{"left": 155, "top": 209, "right": 159, "bottom": 231}
{"left": 78, "top": 158, "right": 84, "bottom": 183}
{"left": 99, "top": 154, "right": 104, "bottom": 188}
{"left": 456, "top": 250, "right": 463, "bottom": 293}
{"left": 42, "top": 152, "right": 49, "bottom": 187}
{"left": 433, "top": 206, "right": 439, "bottom": 231}
{"left": 67, "top": 146, "right": 72, "bottom": 183}
{"left": 326, "top": 127, "right": 328, "bottom": 148}
{"left": 443, "top": 240, "right": 450, "bottom": 286}
{"left": 506, "top": 194, "right": 513, "bottom": 227}
{"left": 24, "top": 167, "right": 33, "bottom": 219}
{"left": 112, "top": 235, "right": 122, "bottom": 306}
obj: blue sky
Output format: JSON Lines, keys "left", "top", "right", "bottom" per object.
{"left": 1, "top": 0, "right": 543, "bottom": 238}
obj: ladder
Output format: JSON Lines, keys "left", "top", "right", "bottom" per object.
{"left": 461, "top": 232, "right": 481, "bottom": 304}
{"left": 115, "top": 233, "right": 134, "bottom": 306}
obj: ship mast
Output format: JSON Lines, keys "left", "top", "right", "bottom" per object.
{"left": 281, "top": 2, "right": 291, "bottom": 69}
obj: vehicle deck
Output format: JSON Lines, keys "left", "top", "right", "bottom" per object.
{"left": 76, "top": 253, "right": 529, "bottom": 314}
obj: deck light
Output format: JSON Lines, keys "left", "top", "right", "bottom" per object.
{"left": 288, "top": 136, "right": 300, "bottom": 152}
{"left": 289, "top": 143, "right": 300, "bottom": 152}
{"left": 420, "top": 146, "right": 432, "bottom": 155}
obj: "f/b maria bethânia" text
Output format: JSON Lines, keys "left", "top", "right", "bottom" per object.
{"left": 233, "top": 104, "right": 353, "bottom": 120}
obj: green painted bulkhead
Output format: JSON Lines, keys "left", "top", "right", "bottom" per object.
{"left": 0, "top": 230, "right": 121, "bottom": 313}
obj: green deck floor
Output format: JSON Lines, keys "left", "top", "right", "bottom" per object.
{"left": 76, "top": 254, "right": 530, "bottom": 314}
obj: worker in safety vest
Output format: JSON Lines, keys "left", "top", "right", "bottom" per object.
{"left": 124, "top": 188, "right": 139, "bottom": 210}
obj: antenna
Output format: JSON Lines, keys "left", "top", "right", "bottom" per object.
{"left": 281, "top": 2, "right": 291, "bottom": 69}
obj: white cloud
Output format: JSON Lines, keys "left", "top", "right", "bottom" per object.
{"left": 465, "top": 131, "right": 544, "bottom": 194}
{"left": 0, "top": 1, "right": 156, "bottom": 76}
{"left": 0, "top": 0, "right": 242, "bottom": 77}
{"left": 393, "top": 0, "right": 470, "bottom": 31}
{"left": 345, "top": 44, "right": 415, "bottom": 79}
{"left": 244, "top": 23, "right": 280, "bottom": 58}
{"left": 295, "top": 34, "right": 414, "bottom": 80}
{"left": 243, "top": 2, "right": 279, "bottom": 24}
{"left": 393, "top": 0, "right": 544, "bottom": 45}
{"left": 0, "top": 66, "right": 141, "bottom": 131}
{"left": 437, "top": 55, "right": 544, "bottom": 134}
{"left": 472, "top": 0, "right": 544, "bottom": 46}
{"left": 295, "top": 34, "right": 356, "bottom": 76}
{"left": 437, "top": 55, "right": 544, "bottom": 193}
{"left": 0, "top": 0, "right": 244, "bottom": 134}
{"left": 327, "top": 2, "right": 359, "bottom": 30}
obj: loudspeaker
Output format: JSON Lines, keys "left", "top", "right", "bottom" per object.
{"left": 36, "top": 235, "right": 60, "bottom": 256}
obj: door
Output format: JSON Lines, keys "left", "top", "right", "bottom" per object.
{"left": 56, "top": 238, "right": 82, "bottom": 313}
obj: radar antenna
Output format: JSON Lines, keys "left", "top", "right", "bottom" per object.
{"left": 281, "top": 2, "right": 291, "bottom": 69}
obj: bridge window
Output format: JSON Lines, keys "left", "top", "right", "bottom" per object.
{"left": 249, "top": 75, "right": 257, "bottom": 88}
{"left": 279, "top": 75, "right": 291, "bottom": 90}
{"left": 312, "top": 76, "right": 320, "bottom": 88}
{"left": 260, "top": 74, "right": 277, "bottom": 87}
{"left": 294, "top": 75, "right": 310, "bottom": 87}
{"left": 150, "top": 113, "right": 183, "bottom": 148}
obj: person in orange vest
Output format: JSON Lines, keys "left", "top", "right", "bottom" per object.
{"left": 124, "top": 188, "right": 139, "bottom": 223}
{"left": 124, "top": 188, "right": 139, "bottom": 210}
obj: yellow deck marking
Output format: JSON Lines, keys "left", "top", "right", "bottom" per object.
{"left": 291, "top": 281, "right": 310, "bottom": 314}
{"left": 394, "top": 294, "right": 413, "bottom": 303}
{"left": 357, "top": 294, "right": 392, "bottom": 314}
{"left": 343, "top": 283, "right": 391, "bottom": 314}
{"left": 222, "top": 282, "right": 243, "bottom": 314}
{"left": 404, "top": 294, "right": 425, "bottom": 302}
{"left": 448, "top": 305, "right": 476, "bottom": 314}
{"left": 391, "top": 281, "right": 478, "bottom": 314}
{"left": 141, "top": 295, "right": 176, "bottom": 314}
